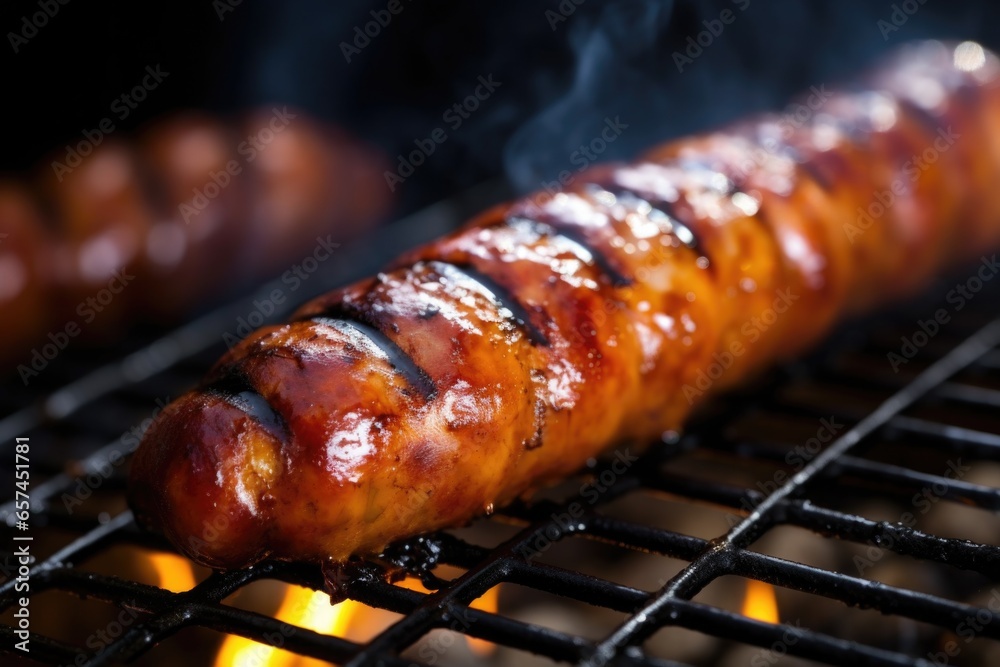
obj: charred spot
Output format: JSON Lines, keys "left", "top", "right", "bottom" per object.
{"left": 524, "top": 433, "right": 543, "bottom": 450}
{"left": 418, "top": 304, "right": 441, "bottom": 320}
{"left": 523, "top": 369, "right": 548, "bottom": 451}
{"left": 407, "top": 440, "right": 441, "bottom": 475}
{"left": 525, "top": 396, "right": 546, "bottom": 451}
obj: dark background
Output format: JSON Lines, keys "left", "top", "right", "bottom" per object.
{"left": 2, "top": 0, "right": 999, "bottom": 213}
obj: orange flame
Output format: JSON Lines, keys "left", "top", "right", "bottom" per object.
{"left": 397, "top": 577, "right": 498, "bottom": 655}
{"left": 214, "top": 585, "right": 364, "bottom": 667}
{"left": 147, "top": 552, "right": 196, "bottom": 593}
{"left": 466, "top": 586, "right": 499, "bottom": 655}
{"left": 212, "top": 578, "right": 500, "bottom": 666}
{"left": 741, "top": 580, "right": 779, "bottom": 623}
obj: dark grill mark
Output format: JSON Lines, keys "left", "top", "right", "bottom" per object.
{"left": 305, "top": 305, "right": 437, "bottom": 400}
{"left": 897, "top": 98, "right": 945, "bottom": 136}
{"left": 508, "top": 215, "right": 632, "bottom": 288}
{"left": 596, "top": 184, "right": 709, "bottom": 261}
{"left": 429, "top": 261, "right": 549, "bottom": 346}
{"left": 798, "top": 159, "right": 833, "bottom": 191}
{"left": 202, "top": 370, "right": 290, "bottom": 442}
{"left": 761, "top": 129, "right": 835, "bottom": 190}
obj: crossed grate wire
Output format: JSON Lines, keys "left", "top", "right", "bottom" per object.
{"left": 0, "top": 192, "right": 999, "bottom": 666}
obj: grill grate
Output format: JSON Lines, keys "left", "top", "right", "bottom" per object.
{"left": 1, "top": 191, "right": 1000, "bottom": 666}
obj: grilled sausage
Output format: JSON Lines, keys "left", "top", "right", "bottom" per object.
{"left": 0, "top": 183, "right": 52, "bottom": 360}
{"left": 0, "top": 109, "right": 389, "bottom": 364}
{"left": 129, "top": 41, "right": 1000, "bottom": 569}
{"left": 40, "top": 140, "right": 153, "bottom": 338}
{"left": 137, "top": 113, "right": 251, "bottom": 319}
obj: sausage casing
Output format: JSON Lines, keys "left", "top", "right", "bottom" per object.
{"left": 129, "top": 41, "right": 1000, "bottom": 569}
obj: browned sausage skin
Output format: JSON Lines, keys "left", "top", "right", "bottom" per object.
{"left": 129, "top": 41, "right": 1000, "bottom": 569}
{"left": 0, "top": 108, "right": 390, "bottom": 365}
{"left": 0, "top": 183, "right": 52, "bottom": 358}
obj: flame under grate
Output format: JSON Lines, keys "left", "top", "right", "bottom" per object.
{"left": 1, "top": 190, "right": 999, "bottom": 666}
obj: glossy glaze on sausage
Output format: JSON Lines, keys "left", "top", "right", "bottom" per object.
{"left": 129, "top": 41, "right": 1000, "bottom": 569}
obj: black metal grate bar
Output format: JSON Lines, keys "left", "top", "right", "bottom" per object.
{"left": 588, "top": 318, "right": 1000, "bottom": 665}
{"left": 1, "top": 190, "right": 999, "bottom": 666}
